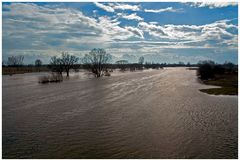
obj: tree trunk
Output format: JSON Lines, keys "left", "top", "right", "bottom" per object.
{"left": 66, "top": 70, "right": 69, "bottom": 77}
{"left": 96, "top": 71, "right": 101, "bottom": 77}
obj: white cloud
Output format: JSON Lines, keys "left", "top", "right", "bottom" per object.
{"left": 94, "top": 2, "right": 114, "bottom": 12}
{"left": 109, "top": 3, "right": 140, "bottom": 11}
{"left": 121, "top": 13, "right": 144, "bottom": 21}
{"left": 149, "top": 22, "right": 158, "bottom": 25}
{"left": 97, "top": 16, "right": 137, "bottom": 40}
{"left": 2, "top": 3, "right": 238, "bottom": 64}
{"left": 125, "top": 26, "right": 144, "bottom": 39}
{"left": 138, "top": 19, "right": 238, "bottom": 49}
{"left": 3, "top": 3, "right": 144, "bottom": 53}
{"left": 144, "top": 7, "right": 183, "bottom": 13}
{"left": 138, "top": 22, "right": 166, "bottom": 37}
{"left": 189, "top": 2, "right": 238, "bottom": 9}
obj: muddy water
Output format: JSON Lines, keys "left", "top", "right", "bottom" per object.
{"left": 2, "top": 68, "right": 238, "bottom": 158}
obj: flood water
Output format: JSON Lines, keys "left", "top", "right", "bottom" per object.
{"left": 2, "top": 68, "right": 238, "bottom": 158}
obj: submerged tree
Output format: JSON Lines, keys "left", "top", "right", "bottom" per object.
{"left": 49, "top": 52, "right": 79, "bottom": 77}
{"left": 61, "top": 52, "right": 79, "bottom": 77}
{"left": 49, "top": 56, "right": 64, "bottom": 75}
{"left": 83, "top": 48, "right": 111, "bottom": 77}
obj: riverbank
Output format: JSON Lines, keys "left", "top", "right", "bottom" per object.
{"left": 2, "top": 66, "right": 50, "bottom": 75}
{"left": 199, "top": 72, "right": 238, "bottom": 95}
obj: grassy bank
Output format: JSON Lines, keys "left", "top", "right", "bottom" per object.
{"left": 199, "top": 72, "right": 238, "bottom": 95}
{"left": 197, "top": 61, "right": 238, "bottom": 95}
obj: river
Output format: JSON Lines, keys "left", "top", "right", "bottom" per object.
{"left": 2, "top": 67, "right": 238, "bottom": 158}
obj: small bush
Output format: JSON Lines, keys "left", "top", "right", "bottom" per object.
{"left": 104, "top": 71, "right": 111, "bottom": 76}
{"left": 39, "top": 73, "right": 63, "bottom": 84}
{"left": 39, "top": 75, "right": 50, "bottom": 84}
{"left": 49, "top": 73, "right": 63, "bottom": 82}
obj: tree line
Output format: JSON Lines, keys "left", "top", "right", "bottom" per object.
{"left": 3, "top": 49, "right": 151, "bottom": 77}
{"left": 3, "top": 48, "right": 237, "bottom": 78}
{"left": 197, "top": 60, "right": 237, "bottom": 80}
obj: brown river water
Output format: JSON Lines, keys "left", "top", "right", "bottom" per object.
{"left": 2, "top": 67, "right": 238, "bottom": 158}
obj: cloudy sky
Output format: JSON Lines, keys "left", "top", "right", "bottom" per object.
{"left": 2, "top": 2, "right": 238, "bottom": 64}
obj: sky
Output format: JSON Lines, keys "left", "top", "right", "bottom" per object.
{"left": 2, "top": 2, "right": 238, "bottom": 64}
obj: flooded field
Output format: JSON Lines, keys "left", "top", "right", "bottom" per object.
{"left": 2, "top": 67, "right": 238, "bottom": 158}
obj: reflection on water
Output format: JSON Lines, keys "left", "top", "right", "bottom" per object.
{"left": 2, "top": 68, "right": 238, "bottom": 158}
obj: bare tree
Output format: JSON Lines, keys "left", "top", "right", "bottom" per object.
{"left": 83, "top": 48, "right": 111, "bottom": 77}
{"left": 7, "top": 55, "right": 24, "bottom": 66}
{"left": 138, "top": 56, "right": 144, "bottom": 70}
{"left": 35, "top": 59, "right": 42, "bottom": 67}
{"left": 61, "top": 52, "right": 79, "bottom": 77}
{"left": 138, "top": 56, "right": 144, "bottom": 65}
{"left": 35, "top": 59, "right": 43, "bottom": 72}
{"left": 49, "top": 56, "right": 64, "bottom": 75}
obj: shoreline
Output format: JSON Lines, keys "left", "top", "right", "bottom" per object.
{"left": 198, "top": 74, "right": 238, "bottom": 96}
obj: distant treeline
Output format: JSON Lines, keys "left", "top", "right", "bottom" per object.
{"left": 2, "top": 66, "right": 49, "bottom": 75}
{"left": 2, "top": 62, "right": 199, "bottom": 75}
{"left": 3, "top": 61, "right": 236, "bottom": 76}
{"left": 197, "top": 60, "right": 238, "bottom": 95}
{"left": 2, "top": 49, "right": 237, "bottom": 77}
{"left": 3, "top": 63, "right": 198, "bottom": 68}
{"left": 197, "top": 60, "right": 237, "bottom": 80}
